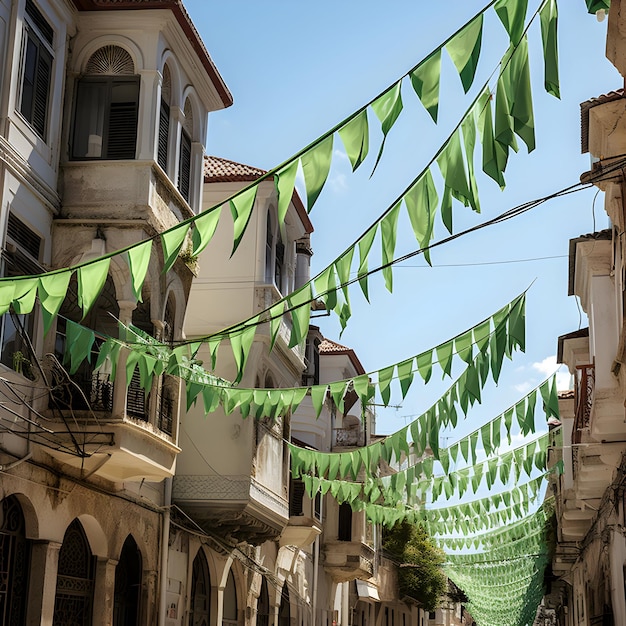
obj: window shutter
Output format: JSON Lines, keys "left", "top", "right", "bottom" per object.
{"left": 32, "top": 46, "right": 51, "bottom": 138}
{"left": 178, "top": 131, "right": 191, "bottom": 201}
{"left": 289, "top": 479, "right": 305, "bottom": 517}
{"left": 107, "top": 100, "right": 137, "bottom": 159}
{"left": 157, "top": 100, "right": 169, "bottom": 171}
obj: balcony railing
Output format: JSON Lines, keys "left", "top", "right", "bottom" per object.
{"left": 50, "top": 331, "right": 175, "bottom": 435}
{"left": 573, "top": 364, "right": 594, "bottom": 444}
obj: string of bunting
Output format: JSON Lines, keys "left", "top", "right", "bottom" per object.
{"left": 0, "top": 0, "right": 559, "bottom": 383}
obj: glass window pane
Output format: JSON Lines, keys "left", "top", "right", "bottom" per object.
{"left": 72, "top": 81, "right": 107, "bottom": 159}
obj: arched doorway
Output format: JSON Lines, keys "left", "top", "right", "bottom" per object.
{"left": 223, "top": 569, "right": 237, "bottom": 626}
{"left": 278, "top": 584, "right": 291, "bottom": 626}
{"left": 53, "top": 519, "right": 95, "bottom": 626}
{"left": 257, "top": 576, "right": 270, "bottom": 626}
{"left": 113, "top": 535, "right": 142, "bottom": 625}
{"left": 189, "top": 550, "right": 210, "bottom": 626}
{"left": 0, "top": 495, "right": 31, "bottom": 624}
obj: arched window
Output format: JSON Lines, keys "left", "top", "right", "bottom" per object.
{"left": 0, "top": 495, "right": 31, "bottom": 625}
{"left": 71, "top": 45, "right": 139, "bottom": 160}
{"left": 265, "top": 211, "right": 273, "bottom": 284}
{"left": 53, "top": 519, "right": 95, "bottom": 626}
{"left": 178, "top": 98, "right": 193, "bottom": 202}
{"left": 274, "top": 231, "right": 284, "bottom": 292}
{"left": 257, "top": 577, "right": 270, "bottom": 626}
{"left": 278, "top": 584, "right": 290, "bottom": 626}
{"left": 222, "top": 570, "right": 237, "bottom": 626}
{"left": 113, "top": 535, "right": 142, "bottom": 626}
{"left": 158, "top": 64, "right": 171, "bottom": 172}
{"left": 264, "top": 210, "right": 286, "bottom": 293}
{"left": 189, "top": 550, "right": 210, "bottom": 626}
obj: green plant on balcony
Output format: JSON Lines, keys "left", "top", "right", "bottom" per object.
{"left": 12, "top": 351, "right": 36, "bottom": 381}
{"left": 383, "top": 520, "right": 447, "bottom": 612}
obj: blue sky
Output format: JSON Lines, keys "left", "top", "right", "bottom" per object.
{"left": 185, "top": 0, "right": 619, "bottom": 438}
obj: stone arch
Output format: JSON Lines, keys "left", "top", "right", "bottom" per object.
{"left": 189, "top": 544, "right": 212, "bottom": 626}
{"left": 76, "top": 513, "right": 108, "bottom": 558}
{"left": 8, "top": 491, "right": 39, "bottom": 539}
{"left": 113, "top": 534, "right": 142, "bottom": 625}
{"left": 73, "top": 36, "right": 144, "bottom": 75}
{"left": 180, "top": 87, "right": 203, "bottom": 143}
{"left": 159, "top": 51, "right": 183, "bottom": 108}
{"left": 162, "top": 278, "right": 186, "bottom": 341}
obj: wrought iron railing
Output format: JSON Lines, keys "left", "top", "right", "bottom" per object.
{"left": 573, "top": 364, "right": 594, "bottom": 444}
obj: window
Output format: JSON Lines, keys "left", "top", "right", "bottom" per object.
{"left": 178, "top": 98, "right": 193, "bottom": 202}
{"left": 157, "top": 65, "right": 171, "bottom": 172}
{"left": 265, "top": 209, "right": 288, "bottom": 294}
{"left": 338, "top": 502, "right": 352, "bottom": 541}
{"left": 289, "top": 478, "right": 305, "bottom": 517}
{"left": 0, "top": 213, "right": 42, "bottom": 374}
{"left": 274, "top": 232, "right": 284, "bottom": 291}
{"left": 19, "top": 0, "right": 53, "bottom": 139}
{"left": 265, "top": 213, "right": 273, "bottom": 284}
{"left": 71, "top": 46, "right": 139, "bottom": 160}
{"left": 178, "top": 130, "right": 191, "bottom": 200}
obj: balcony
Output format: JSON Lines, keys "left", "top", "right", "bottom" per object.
{"left": 322, "top": 539, "right": 375, "bottom": 583}
{"left": 43, "top": 341, "right": 179, "bottom": 483}
{"left": 60, "top": 160, "right": 194, "bottom": 235}
{"left": 172, "top": 474, "right": 290, "bottom": 545}
{"left": 279, "top": 479, "right": 322, "bottom": 549}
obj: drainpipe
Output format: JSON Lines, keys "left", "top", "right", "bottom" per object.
{"left": 312, "top": 534, "right": 320, "bottom": 625}
{"left": 158, "top": 477, "right": 172, "bottom": 626}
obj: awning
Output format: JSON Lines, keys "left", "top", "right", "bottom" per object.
{"left": 356, "top": 580, "right": 380, "bottom": 602}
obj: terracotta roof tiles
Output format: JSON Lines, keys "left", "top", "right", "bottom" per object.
{"left": 580, "top": 89, "right": 624, "bottom": 154}
{"left": 203, "top": 156, "right": 312, "bottom": 233}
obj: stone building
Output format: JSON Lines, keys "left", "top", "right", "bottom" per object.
{"left": 0, "top": 0, "right": 452, "bottom": 623}
{"left": 547, "top": 2, "right": 626, "bottom": 624}
{"left": 0, "top": 0, "right": 230, "bottom": 623}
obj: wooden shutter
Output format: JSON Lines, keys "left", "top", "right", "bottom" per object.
{"left": 32, "top": 45, "right": 51, "bottom": 138}
{"left": 157, "top": 100, "right": 169, "bottom": 171}
{"left": 178, "top": 130, "right": 191, "bottom": 201}
{"left": 107, "top": 99, "right": 138, "bottom": 159}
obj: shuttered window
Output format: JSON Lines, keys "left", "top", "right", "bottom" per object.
{"left": 19, "top": 1, "right": 53, "bottom": 140}
{"left": 178, "top": 130, "right": 191, "bottom": 201}
{"left": 157, "top": 100, "right": 170, "bottom": 172}
{"left": 72, "top": 77, "right": 139, "bottom": 160}
{"left": 289, "top": 479, "right": 305, "bottom": 517}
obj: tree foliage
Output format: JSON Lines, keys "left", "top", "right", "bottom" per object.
{"left": 383, "top": 520, "right": 447, "bottom": 611}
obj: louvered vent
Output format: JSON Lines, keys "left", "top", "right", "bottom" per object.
{"left": 178, "top": 131, "right": 191, "bottom": 201}
{"left": 86, "top": 45, "right": 134, "bottom": 76}
{"left": 107, "top": 100, "right": 138, "bottom": 159}
{"left": 25, "top": 0, "right": 53, "bottom": 45}
{"left": 7, "top": 213, "right": 41, "bottom": 260}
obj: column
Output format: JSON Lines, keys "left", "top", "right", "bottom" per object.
{"left": 92, "top": 557, "right": 118, "bottom": 626}
{"left": 26, "top": 540, "right": 61, "bottom": 626}
{"left": 138, "top": 69, "right": 161, "bottom": 161}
